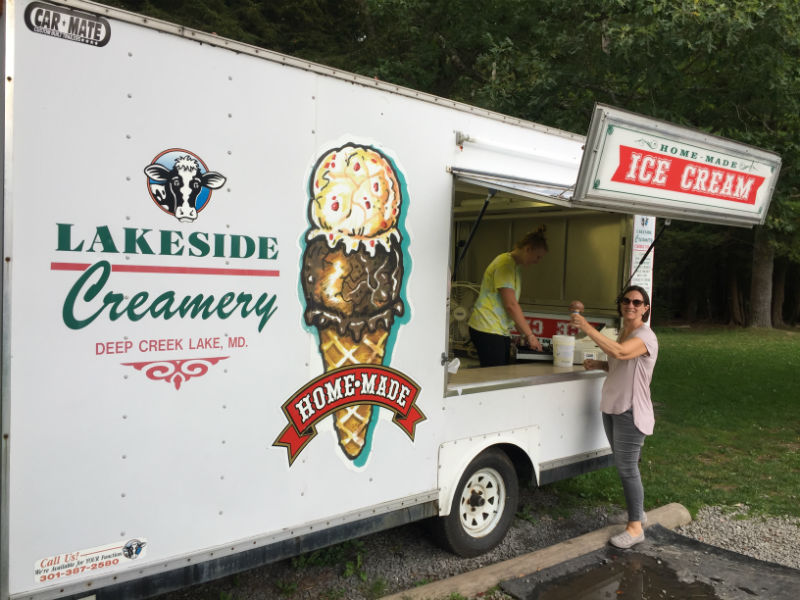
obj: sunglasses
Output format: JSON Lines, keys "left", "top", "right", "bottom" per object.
{"left": 620, "top": 297, "right": 645, "bottom": 307}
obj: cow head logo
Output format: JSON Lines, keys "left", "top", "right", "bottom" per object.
{"left": 144, "top": 149, "right": 226, "bottom": 223}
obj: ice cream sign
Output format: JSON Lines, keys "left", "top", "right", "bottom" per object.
{"left": 574, "top": 104, "right": 781, "bottom": 227}
{"left": 274, "top": 142, "right": 424, "bottom": 467}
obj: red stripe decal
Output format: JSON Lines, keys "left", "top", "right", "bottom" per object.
{"left": 51, "top": 262, "right": 279, "bottom": 277}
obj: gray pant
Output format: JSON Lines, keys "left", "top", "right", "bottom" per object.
{"left": 603, "top": 411, "right": 646, "bottom": 522}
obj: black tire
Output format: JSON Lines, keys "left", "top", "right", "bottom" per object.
{"left": 431, "top": 448, "right": 519, "bottom": 557}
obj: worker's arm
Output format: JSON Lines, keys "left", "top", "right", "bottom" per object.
{"left": 499, "top": 287, "right": 542, "bottom": 351}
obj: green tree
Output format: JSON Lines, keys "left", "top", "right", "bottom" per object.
{"left": 103, "top": 0, "right": 369, "bottom": 64}
{"left": 103, "top": 0, "right": 800, "bottom": 326}
{"left": 464, "top": 0, "right": 800, "bottom": 326}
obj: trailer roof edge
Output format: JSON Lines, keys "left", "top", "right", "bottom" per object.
{"left": 53, "top": 0, "right": 586, "bottom": 144}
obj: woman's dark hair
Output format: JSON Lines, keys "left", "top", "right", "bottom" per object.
{"left": 515, "top": 225, "right": 548, "bottom": 251}
{"left": 617, "top": 285, "right": 651, "bottom": 322}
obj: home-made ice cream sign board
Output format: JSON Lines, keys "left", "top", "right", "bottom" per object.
{"left": 573, "top": 104, "right": 782, "bottom": 227}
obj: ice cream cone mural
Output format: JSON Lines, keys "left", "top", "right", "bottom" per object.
{"left": 274, "top": 143, "right": 424, "bottom": 466}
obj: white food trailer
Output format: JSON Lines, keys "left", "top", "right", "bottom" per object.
{"left": 0, "top": 1, "right": 781, "bottom": 599}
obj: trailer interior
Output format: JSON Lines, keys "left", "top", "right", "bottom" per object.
{"left": 445, "top": 171, "right": 630, "bottom": 392}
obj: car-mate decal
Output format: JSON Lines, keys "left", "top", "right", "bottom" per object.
{"left": 274, "top": 365, "right": 424, "bottom": 465}
{"left": 274, "top": 142, "right": 422, "bottom": 466}
{"left": 25, "top": 1, "right": 111, "bottom": 47}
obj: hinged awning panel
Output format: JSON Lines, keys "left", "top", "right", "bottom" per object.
{"left": 450, "top": 167, "right": 575, "bottom": 209}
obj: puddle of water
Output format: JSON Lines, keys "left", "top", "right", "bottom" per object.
{"left": 528, "top": 552, "right": 720, "bottom": 600}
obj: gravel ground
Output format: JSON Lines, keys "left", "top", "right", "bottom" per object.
{"left": 153, "top": 491, "right": 800, "bottom": 600}
{"left": 676, "top": 504, "right": 800, "bottom": 571}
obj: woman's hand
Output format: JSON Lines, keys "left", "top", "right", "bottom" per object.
{"left": 570, "top": 300, "right": 588, "bottom": 332}
{"left": 570, "top": 311, "right": 588, "bottom": 331}
{"left": 583, "top": 359, "right": 605, "bottom": 371}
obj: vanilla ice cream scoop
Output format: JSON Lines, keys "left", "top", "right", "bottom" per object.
{"left": 308, "top": 145, "right": 402, "bottom": 256}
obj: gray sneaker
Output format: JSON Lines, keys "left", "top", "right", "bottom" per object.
{"left": 609, "top": 529, "right": 645, "bottom": 549}
{"left": 608, "top": 511, "right": 648, "bottom": 525}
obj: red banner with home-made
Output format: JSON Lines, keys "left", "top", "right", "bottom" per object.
{"left": 610, "top": 145, "right": 764, "bottom": 205}
{"left": 273, "top": 365, "right": 424, "bottom": 464}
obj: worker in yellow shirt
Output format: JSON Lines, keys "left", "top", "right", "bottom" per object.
{"left": 468, "top": 227, "right": 548, "bottom": 366}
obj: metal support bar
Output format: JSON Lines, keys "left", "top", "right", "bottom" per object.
{"left": 451, "top": 189, "right": 496, "bottom": 280}
{"left": 621, "top": 218, "right": 670, "bottom": 292}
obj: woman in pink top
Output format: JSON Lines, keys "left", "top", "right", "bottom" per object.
{"left": 570, "top": 285, "right": 658, "bottom": 549}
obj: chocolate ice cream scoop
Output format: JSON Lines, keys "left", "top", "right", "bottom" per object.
{"left": 302, "top": 237, "right": 404, "bottom": 341}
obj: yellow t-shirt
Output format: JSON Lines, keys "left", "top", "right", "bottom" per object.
{"left": 468, "top": 252, "right": 520, "bottom": 336}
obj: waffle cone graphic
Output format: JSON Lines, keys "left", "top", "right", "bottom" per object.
{"left": 301, "top": 144, "right": 406, "bottom": 462}
{"left": 318, "top": 327, "right": 389, "bottom": 458}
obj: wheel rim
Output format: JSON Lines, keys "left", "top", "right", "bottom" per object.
{"left": 458, "top": 466, "right": 506, "bottom": 538}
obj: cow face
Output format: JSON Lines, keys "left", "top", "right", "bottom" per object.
{"left": 144, "top": 154, "right": 226, "bottom": 223}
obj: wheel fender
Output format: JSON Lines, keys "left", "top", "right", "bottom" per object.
{"left": 437, "top": 426, "right": 540, "bottom": 517}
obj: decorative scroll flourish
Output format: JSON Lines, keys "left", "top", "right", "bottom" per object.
{"left": 122, "top": 357, "right": 229, "bottom": 390}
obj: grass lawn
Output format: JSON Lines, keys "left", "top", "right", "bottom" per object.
{"left": 549, "top": 326, "right": 800, "bottom": 518}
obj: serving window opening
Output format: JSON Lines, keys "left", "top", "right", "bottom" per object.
{"left": 445, "top": 170, "right": 627, "bottom": 394}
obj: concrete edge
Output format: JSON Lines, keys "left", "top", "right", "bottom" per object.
{"left": 379, "top": 502, "right": 691, "bottom": 600}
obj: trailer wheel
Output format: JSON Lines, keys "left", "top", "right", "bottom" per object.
{"left": 432, "top": 448, "right": 519, "bottom": 557}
